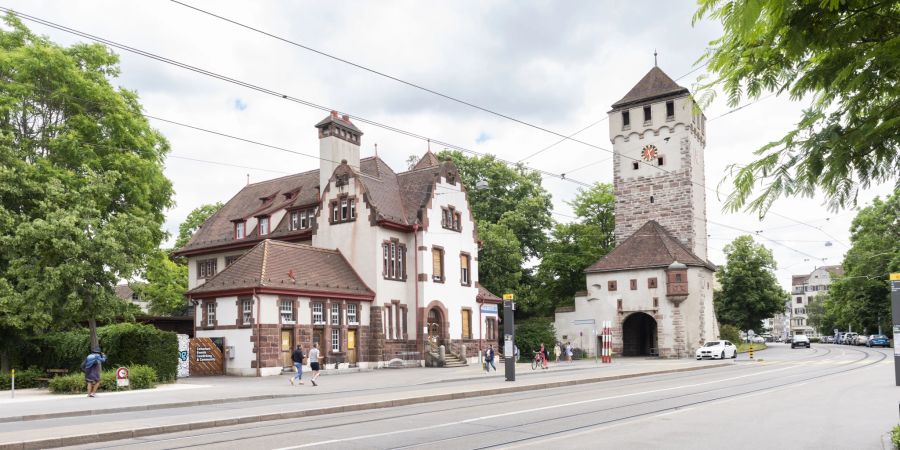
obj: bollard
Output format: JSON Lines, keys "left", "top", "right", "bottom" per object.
{"left": 10, "top": 369, "right": 14, "bottom": 399}
{"left": 749, "top": 344, "right": 754, "bottom": 359}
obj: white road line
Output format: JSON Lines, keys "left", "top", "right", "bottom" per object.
{"left": 272, "top": 365, "right": 803, "bottom": 450}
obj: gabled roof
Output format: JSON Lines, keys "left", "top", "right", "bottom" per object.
{"left": 585, "top": 220, "right": 715, "bottom": 273}
{"left": 611, "top": 66, "right": 689, "bottom": 110}
{"left": 820, "top": 265, "right": 844, "bottom": 277}
{"left": 792, "top": 275, "right": 810, "bottom": 286}
{"left": 413, "top": 151, "right": 440, "bottom": 170}
{"left": 187, "top": 240, "right": 374, "bottom": 298}
{"left": 476, "top": 282, "right": 502, "bottom": 303}
{"left": 315, "top": 111, "right": 362, "bottom": 134}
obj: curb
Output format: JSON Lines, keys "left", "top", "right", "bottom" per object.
{"left": 0, "top": 363, "right": 730, "bottom": 450}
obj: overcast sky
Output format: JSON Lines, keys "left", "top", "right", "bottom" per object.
{"left": 5, "top": 0, "right": 894, "bottom": 288}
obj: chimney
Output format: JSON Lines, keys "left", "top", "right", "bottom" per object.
{"left": 316, "top": 111, "right": 363, "bottom": 191}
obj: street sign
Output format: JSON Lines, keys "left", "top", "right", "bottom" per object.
{"left": 480, "top": 304, "right": 498, "bottom": 315}
{"left": 503, "top": 293, "right": 514, "bottom": 300}
{"left": 116, "top": 367, "right": 130, "bottom": 387}
{"left": 890, "top": 273, "right": 900, "bottom": 281}
{"left": 573, "top": 319, "right": 596, "bottom": 325}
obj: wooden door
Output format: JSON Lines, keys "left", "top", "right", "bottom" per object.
{"left": 347, "top": 329, "right": 357, "bottom": 365}
{"left": 281, "top": 330, "right": 293, "bottom": 368}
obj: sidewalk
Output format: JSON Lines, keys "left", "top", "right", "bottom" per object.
{"left": 0, "top": 358, "right": 733, "bottom": 449}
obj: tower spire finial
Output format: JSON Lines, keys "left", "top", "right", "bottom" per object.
{"left": 654, "top": 49, "right": 658, "bottom": 67}
{"left": 374, "top": 142, "right": 378, "bottom": 157}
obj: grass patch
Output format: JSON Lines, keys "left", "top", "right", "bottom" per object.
{"left": 736, "top": 343, "right": 767, "bottom": 353}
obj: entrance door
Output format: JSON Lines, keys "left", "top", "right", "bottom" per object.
{"left": 427, "top": 308, "right": 443, "bottom": 351}
{"left": 347, "top": 329, "right": 358, "bottom": 366}
{"left": 280, "top": 330, "right": 293, "bottom": 368}
{"left": 622, "top": 312, "right": 658, "bottom": 356}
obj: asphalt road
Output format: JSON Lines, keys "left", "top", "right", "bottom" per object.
{"left": 65, "top": 344, "right": 897, "bottom": 450}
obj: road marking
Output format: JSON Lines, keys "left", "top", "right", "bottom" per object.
{"left": 272, "top": 365, "right": 802, "bottom": 449}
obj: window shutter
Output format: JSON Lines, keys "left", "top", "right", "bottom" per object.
{"left": 432, "top": 249, "right": 442, "bottom": 279}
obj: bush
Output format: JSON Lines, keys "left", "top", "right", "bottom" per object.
{"left": 49, "top": 364, "right": 157, "bottom": 394}
{"left": 809, "top": 337, "right": 820, "bottom": 343}
{"left": 719, "top": 324, "right": 741, "bottom": 344}
{"left": 28, "top": 323, "right": 178, "bottom": 381}
{"left": 891, "top": 425, "right": 900, "bottom": 449}
{"left": 0, "top": 367, "right": 45, "bottom": 390}
{"left": 572, "top": 347, "right": 587, "bottom": 360}
{"left": 514, "top": 318, "right": 556, "bottom": 362}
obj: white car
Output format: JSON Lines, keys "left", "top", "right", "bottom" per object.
{"left": 791, "top": 334, "right": 810, "bottom": 348}
{"left": 696, "top": 340, "right": 737, "bottom": 360}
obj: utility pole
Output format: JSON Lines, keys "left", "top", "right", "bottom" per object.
{"left": 890, "top": 273, "right": 900, "bottom": 386}
{"left": 503, "top": 295, "right": 516, "bottom": 382}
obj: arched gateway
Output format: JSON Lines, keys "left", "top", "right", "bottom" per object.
{"left": 427, "top": 307, "right": 443, "bottom": 350}
{"left": 622, "top": 312, "right": 657, "bottom": 356}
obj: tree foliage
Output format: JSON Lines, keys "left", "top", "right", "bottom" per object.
{"left": 0, "top": 15, "right": 173, "bottom": 365}
{"left": 174, "top": 202, "right": 223, "bottom": 251}
{"left": 823, "top": 190, "right": 900, "bottom": 334}
{"left": 714, "top": 236, "right": 787, "bottom": 332}
{"left": 694, "top": 0, "right": 899, "bottom": 215}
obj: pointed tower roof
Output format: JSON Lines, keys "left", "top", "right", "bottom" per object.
{"left": 413, "top": 150, "right": 440, "bottom": 170}
{"left": 611, "top": 66, "right": 689, "bottom": 110}
{"left": 585, "top": 221, "right": 715, "bottom": 273}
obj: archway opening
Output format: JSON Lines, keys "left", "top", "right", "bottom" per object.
{"left": 427, "top": 307, "right": 443, "bottom": 351}
{"left": 622, "top": 312, "right": 658, "bottom": 356}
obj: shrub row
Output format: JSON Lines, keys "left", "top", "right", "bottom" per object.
{"left": 25, "top": 323, "right": 178, "bottom": 381}
{"left": 49, "top": 364, "right": 157, "bottom": 394}
{"left": 0, "top": 368, "right": 45, "bottom": 390}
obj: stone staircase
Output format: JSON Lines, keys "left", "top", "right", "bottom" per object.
{"left": 443, "top": 352, "right": 467, "bottom": 368}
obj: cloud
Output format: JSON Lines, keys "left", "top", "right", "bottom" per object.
{"left": 475, "top": 132, "right": 491, "bottom": 144}
{"left": 233, "top": 98, "right": 248, "bottom": 111}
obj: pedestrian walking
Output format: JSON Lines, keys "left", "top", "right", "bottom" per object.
{"left": 554, "top": 343, "right": 561, "bottom": 363}
{"left": 308, "top": 343, "right": 321, "bottom": 386}
{"left": 485, "top": 345, "right": 496, "bottom": 372}
{"left": 514, "top": 344, "right": 520, "bottom": 362}
{"left": 290, "top": 345, "right": 304, "bottom": 385}
{"left": 539, "top": 343, "right": 549, "bottom": 369}
{"left": 81, "top": 348, "right": 106, "bottom": 398}
{"left": 565, "top": 342, "right": 573, "bottom": 363}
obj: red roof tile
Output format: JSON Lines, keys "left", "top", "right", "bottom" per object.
{"left": 585, "top": 221, "right": 715, "bottom": 273}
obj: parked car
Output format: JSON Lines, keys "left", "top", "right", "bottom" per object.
{"left": 855, "top": 334, "right": 869, "bottom": 346}
{"left": 822, "top": 336, "right": 835, "bottom": 344}
{"left": 843, "top": 333, "right": 858, "bottom": 345}
{"left": 696, "top": 340, "right": 738, "bottom": 360}
{"left": 791, "top": 334, "right": 811, "bottom": 349}
{"left": 867, "top": 335, "right": 890, "bottom": 348}
{"left": 751, "top": 336, "right": 765, "bottom": 344}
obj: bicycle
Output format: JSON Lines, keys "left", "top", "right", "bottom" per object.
{"left": 531, "top": 351, "right": 547, "bottom": 370}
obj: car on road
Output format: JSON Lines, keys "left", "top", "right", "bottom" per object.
{"left": 866, "top": 335, "right": 890, "bottom": 348}
{"left": 843, "top": 333, "right": 858, "bottom": 345}
{"left": 791, "top": 335, "right": 811, "bottom": 349}
{"left": 696, "top": 340, "right": 737, "bottom": 360}
{"left": 855, "top": 334, "right": 869, "bottom": 346}
{"left": 751, "top": 336, "right": 765, "bottom": 344}
{"left": 821, "top": 336, "right": 834, "bottom": 344}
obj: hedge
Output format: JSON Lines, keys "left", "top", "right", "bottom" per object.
{"left": 514, "top": 318, "right": 557, "bottom": 362}
{"left": 49, "top": 364, "right": 157, "bottom": 394}
{"left": 0, "top": 368, "right": 45, "bottom": 390}
{"left": 26, "top": 323, "right": 178, "bottom": 382}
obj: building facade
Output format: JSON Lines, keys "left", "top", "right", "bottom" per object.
{"left": 555, "top": 66, "right": 719, "bottom": 358}
{"left": 783, "top": 265, "right": 843, "bottom": 338}
{"left": 176, "top": 112, "right": 500, "bottom": 376}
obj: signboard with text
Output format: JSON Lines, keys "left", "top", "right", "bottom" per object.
{"left": 481, "top": 304, "right": 498, "bottom": 315}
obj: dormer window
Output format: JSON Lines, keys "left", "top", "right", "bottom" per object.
{"left": 330, "top": 195, "right": 356, "bottom": 224}
{"left": 289, "top": 207, "right": 316, "bottom": 231}
{"left": 234, "top": 221, "right": 246, "bottom": 239}
{"left": 258, "top": 216, "right": 270, "bottom": 236}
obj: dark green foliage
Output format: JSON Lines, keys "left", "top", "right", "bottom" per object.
{"left": 0, "top": 367, "right": 44, "bottom": 390}
{"left": 27, "top": 323, "right": 177, "bottom": 381}
{"left": 513, "top": 318, "right": 556, "bottom": 361}
{"left": 714, "top": 236, "right": 787, "bottom": 332}
{"left": 49, "top": 364, "right": 157, "bottom": 394}
{"left": 719, "top": 324, "right": 741, "bottom": 344}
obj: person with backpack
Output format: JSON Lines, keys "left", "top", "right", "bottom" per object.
{"left": 290, "top": 345, "right": 304, "bottom": 385}
{"left": 82, "top": 348, "right": 107, "bottom": 398}
{"left": 484, "top": 345, "right": 496, "bottom": 372}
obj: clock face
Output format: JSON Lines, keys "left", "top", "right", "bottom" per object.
{"left": 641, "top": 144, "right": 658, "bottom": 162}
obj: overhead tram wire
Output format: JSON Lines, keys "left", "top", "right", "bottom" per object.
{"left": 0, "top": 7, "right": 592, "bottom": 189}
{"left": 5, "top": 8, "right": 845, "bottom": 247}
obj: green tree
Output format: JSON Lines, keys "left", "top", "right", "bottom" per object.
{"left": 694, "top": 0, "right": 899, "bottom": 215}
{"left": 825, "top": 190, "right": 900, "bottom": 334}
{"left": 806, "top": 296, "right": 827, "bottom": 335}
{"left": 0, "top": 15, "right": 174, "bottom": 367}
{"left": 174, "top": 202, "right": 223, "bottom": 251}
{"left": 476, "top": 222, "right": 522, "bottom": 297}
{"left": 714, "top": 236, "right": 787, "bottom": 333}
{"left": 136, "top": 250, "right": 189, "bottom": 316}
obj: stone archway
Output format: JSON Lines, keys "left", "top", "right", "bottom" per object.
{"left": 622, "top": 312, "right": 658, "bottom": 356}
{"left": 426, "top": 306, "right": 444, "bottom": 351}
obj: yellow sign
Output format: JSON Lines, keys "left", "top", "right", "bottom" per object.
{"left": 890, "top": 273, "right": 900, "bottom": 281}
{"left": 503, "top": 293, "right": 515, "bottom": 300}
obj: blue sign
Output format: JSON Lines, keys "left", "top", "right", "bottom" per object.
{"left": 481, "top": 304, "right": 498, "bottom": 315}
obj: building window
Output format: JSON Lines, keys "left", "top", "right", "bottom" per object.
{"left": 234, "top": 221, "right": 245, "bottom": 239}
{"left": 796, "top": 297, "right": 802, "bottom": 304}
{"left": 225, "top": 255, "right": 240, "bottom": 267}
{"left": 197, "top": 258, "right": 217, "bottom": 279}
{"left": 330, "top": 196, "right": 356, "bottom": 224}
{"left": 289, "top": 208, "right": 315, "bottom": 231}
{"left": 432, "top": 247, "right": 445, "bottom": 282}
{"left": 630, "top": 279, "right": 637, "bottom": 290}
{"left": 382, "top": 241, "right": 407, "bottom": 281}
{"left": 442, "top": 207, "right": 462, "bottom": 232}
{"left": 242, "top": 298, "right": 253, "bottom": 325}
{"left": 312, "top": 302, "right": 324, "bottom": 324}
{"left": 666, "top": 100, "right": 675, "bottom": 120}
{"left": 622, "top": 110, "right": 630, "bottom": 129}
{"left": 632, "top": 161, "right": 639, "bottom": 170}
{"left": 617, "top": 299, "right": 623, "bottom": 311}
{"left": 462, "top": 309, "right": 472, "bottom": 340}
{"left": 331, "top": 303, "right": 340, "bottom": 325}
{"left": 643, "top": 105, "right": 652, "bottom": 123}
{"left": 653, "top": 297, "right": 659, "bottom": 308}
{"left": 460, "top": 253, "right": 471, "bottom": 286}
{"left": 258, "top": 216, "right": 270, "bottom": 236}
{"left": 131, "top": 293, "right": 139, "bottom": 301}
{"left": 206, "top": 302, "right": 216, "bottom": 327}
{"left": 608, "top": 280, "right": 617, "bottom": 291}
{"left": 675, "top": 273, "right": 683, "bottom": 282}
{"left": 347, "top": 303, "right": 358, "bottom": 324}
{"left": 280, "top": 299, "right": 295, "bottom": 324}
{"left": 648, "top": 277, "right": 657, "bottom": 289}
{"left": 657, "top": 157, "right": 664, "bottom": 166}
{"left": 331, "top": 328, "right": 340, "bottom": 352}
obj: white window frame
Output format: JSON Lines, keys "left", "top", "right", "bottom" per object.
{"left": 331, "top": 328, "right": 340, "bottom": 352}
{"left": 349, "top": 199, "right": 356, "bottom": 219}
{"left": 340, "top": 198, "right": 349, "bottom": 221}
{"left": 331, "top": 303, "right": 340, "bottom": 325}
{"left": 290, "top": 211, "right": 299, "bottom": 231}
{"left": 259, "top": 217, "right": 269, "bottom": 236}
{"left": 300, "top": 210, "right": 309, "bottom": 229}
{"left": 460, "top": 254, "right": 470, "bottom": 286}
{"left": 347, "top": 303, "right": 358, "bottom": 325}
{"left": 280, "top": 299, "right": 295, "bottom": 324}
{"left": 242, "top": 299, "right": 253, "bottom": 325}
{"left": 312, "top": 302, "right": 324, "bottom": 324}
{"left": 235, "top": 222, "right": 245, "bottom": 239}
{"left": 207, "top": 302, "right": 216, "bottom": 326}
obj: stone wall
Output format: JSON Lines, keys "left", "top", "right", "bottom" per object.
{"left": 250, "top": 324, "right": 281, "bottom": 369}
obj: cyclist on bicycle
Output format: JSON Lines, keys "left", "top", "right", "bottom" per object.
{"left": 539, "top": 343, "right": 549, "bottom": 369}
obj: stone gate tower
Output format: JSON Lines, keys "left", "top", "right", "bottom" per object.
{"left": 607, "top": 66, "right": 709, "bottom": 261}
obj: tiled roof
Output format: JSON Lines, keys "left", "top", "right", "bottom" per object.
{"left": 114, "top": 283, "right": 135, "bottom": 300}
{"left": 315, "top": 111, "right": 362, "bottom": 134}
{"left": 476, "top": 283, "right": 501, "bottom": 303}
{"left": 611, "top": 66, "right": 689, "bottom": 110}
{"left": 792, "top": 275, "right": 810, "bottom": 286}
{"left": 187, "top": 240, "right": 374, "bottom": 298}
{"left": 585, "top": 220, "right": 715, "bottom": 273}
{"left": 820, "top": 265, "right": 844, "bottom": 277}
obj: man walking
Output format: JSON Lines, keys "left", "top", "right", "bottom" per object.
{"left": 554, "top": 342, "right": 561, "bottom": 363}
{"left": 290, "top": 345, "right": 304, "bottom": 385}
{"left": 82, "top": 348, "right": 106, "bottom": 398}
{"left": 308, "top": 343, "right": 321, "bottom": 386}
{"left": 484, "top": 345, "right": 496, "bottom": 372}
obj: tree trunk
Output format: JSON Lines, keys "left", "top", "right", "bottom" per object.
{"left": 89, "top": 317, "right": 99, "bottom": 351}
{"left": 0, "top": 349, "right": 9, "bottom": 373}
